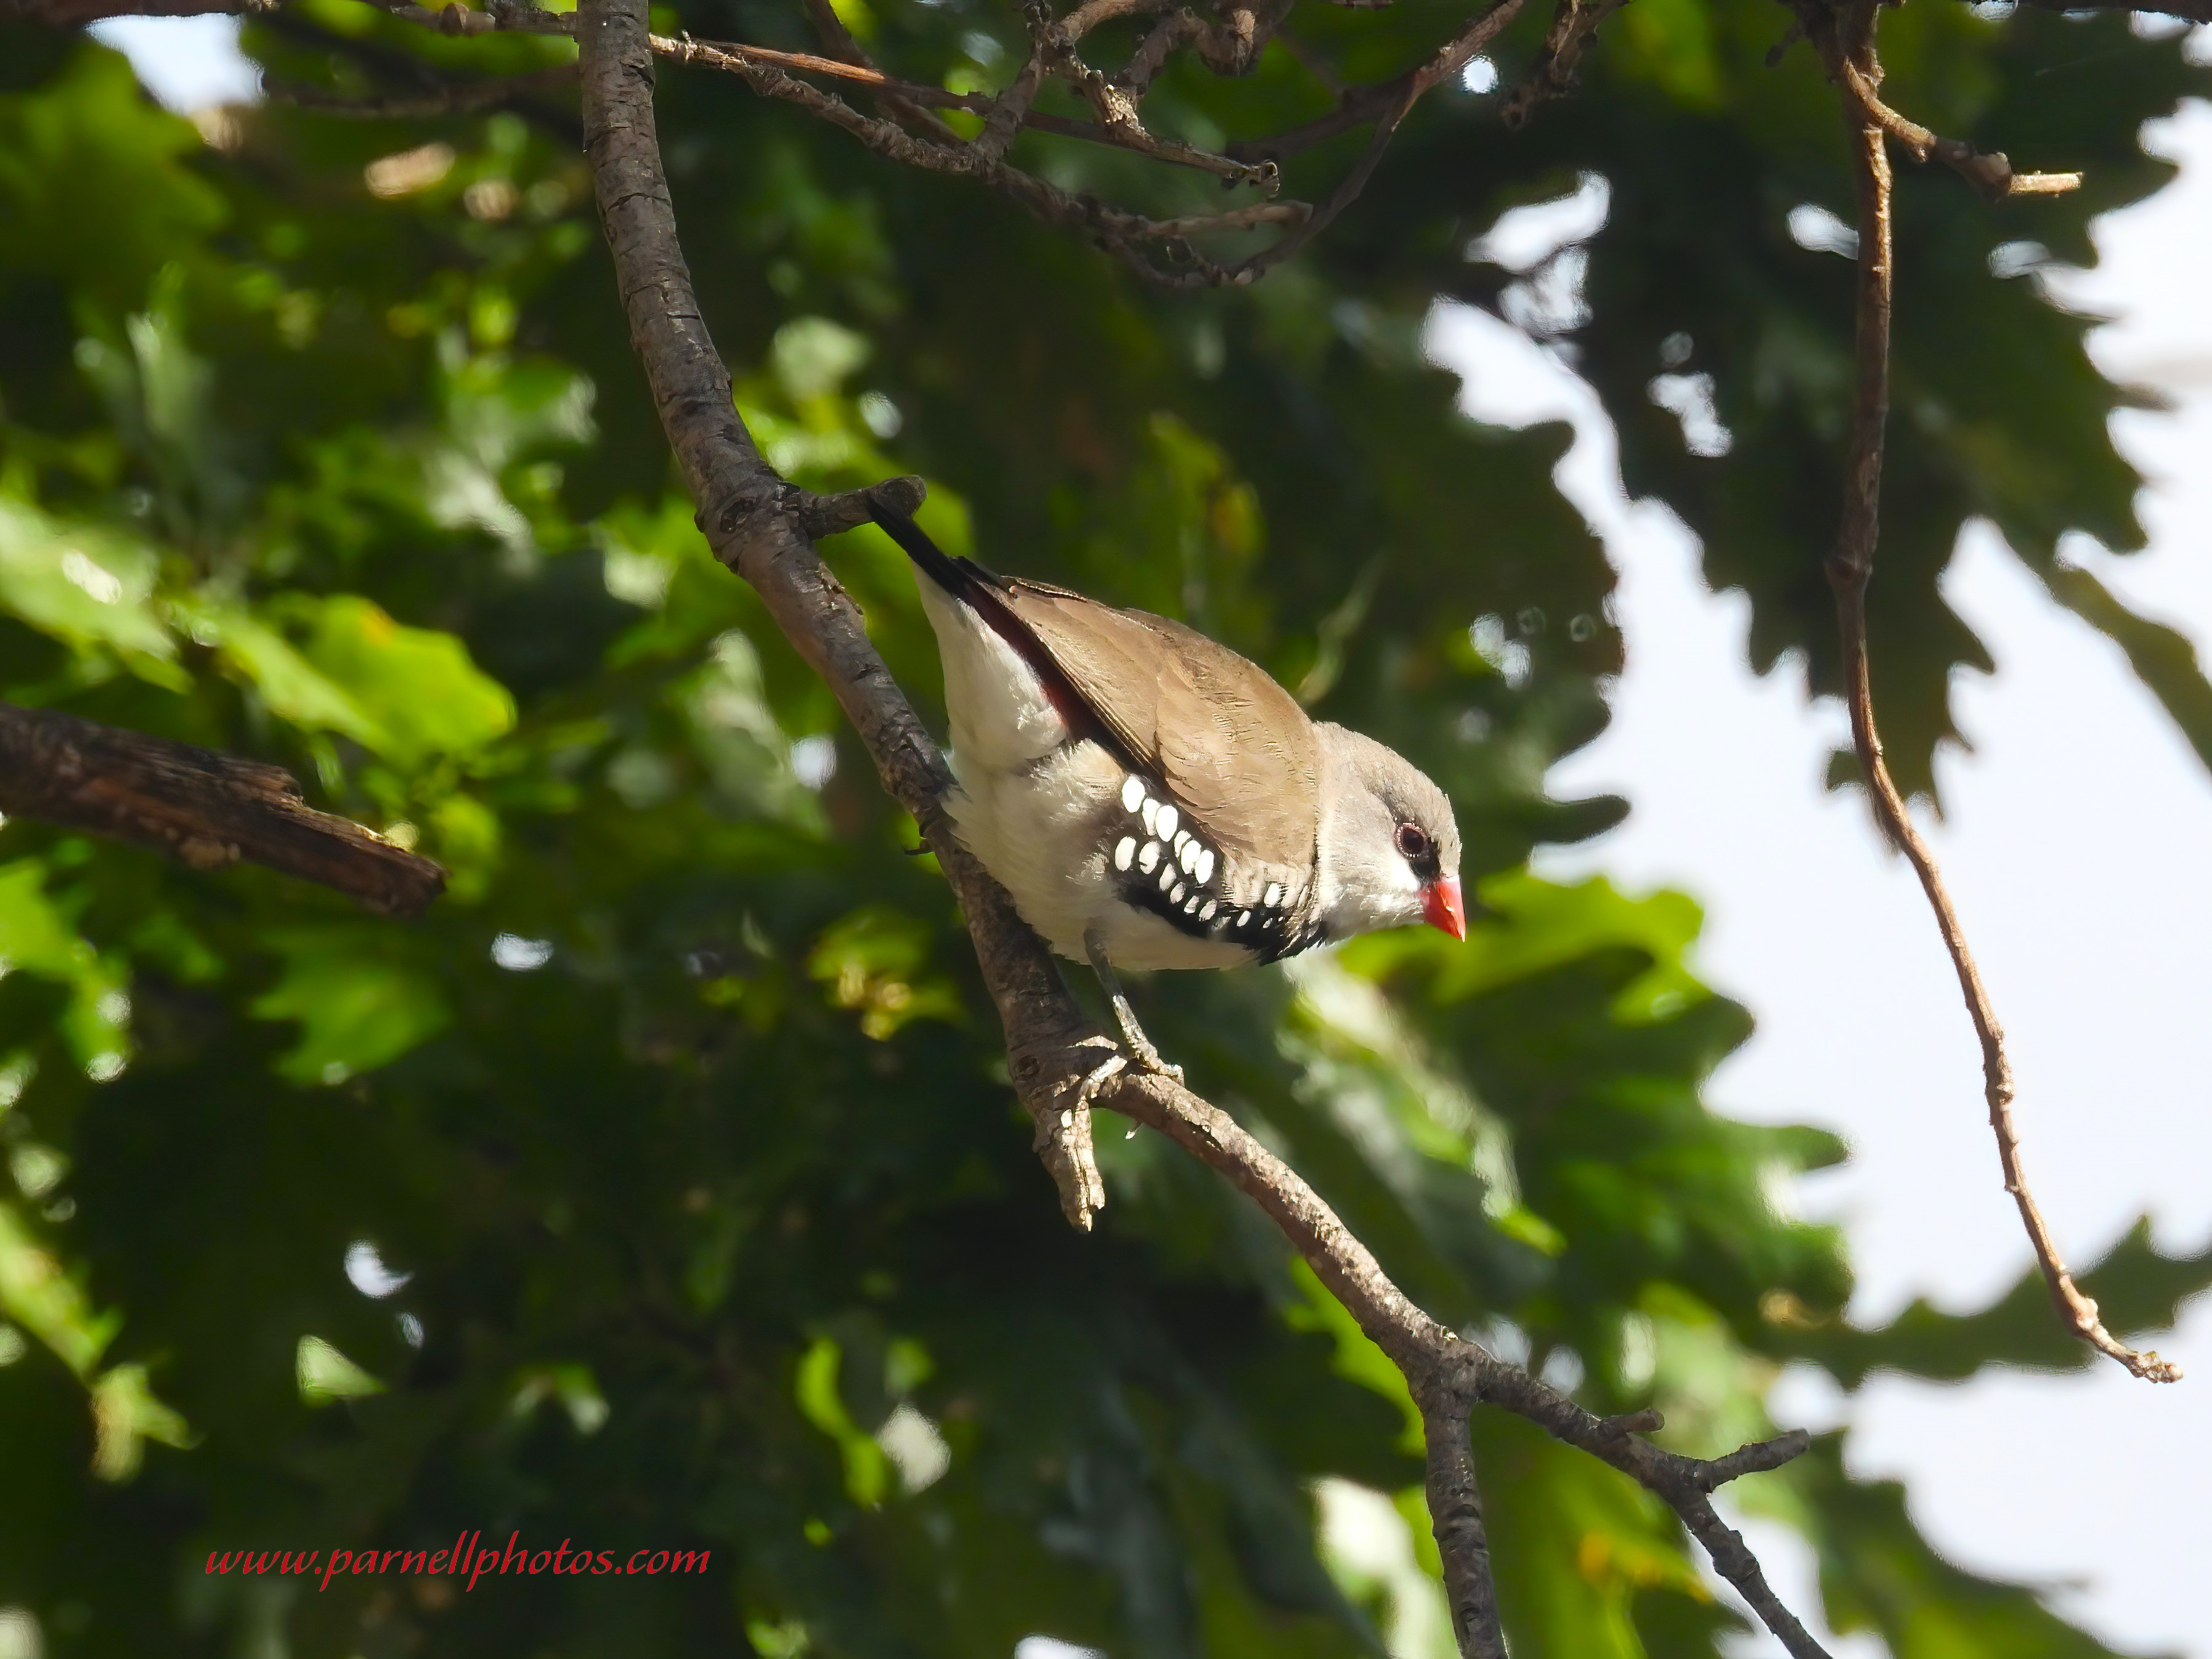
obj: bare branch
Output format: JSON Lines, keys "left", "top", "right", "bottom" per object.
{"left": 0, "top": 700, "right": 444, "bottom": 917}
{"left": 653, "top": 33, "right": 1260, "bottom": 183}
{"left": 975, "top": 21, "right": 1049, "bottom": 163}
{"left": 575, "top": 0, "right": 1114, "bottom": 1228}
{"left": 1128, "top": 200, "right": 1309, "bottom": 235}
{"left": 1113, "top": 0, "right": 1292, "bottom": 95}
{"left": 1110, "top": 1065, "right": 1834, "bottom": 1655}
{"left": 1837, "top": 59, "right": 2080, "bottom": 201}
{"left": 1060, "top": 0, "right": 1176, "bottom": 43}
{"left": 646, "top": 33, "right": 1270, "bottom": 282}
{"left": 1826, "top": 32, "right": 2177, "bottom": 1386}
{"left": 14, "top": 0, "right": 1498, "bottom": 287}
{"left": 797, "top": 0, "right": 972, "bottom": 145}
{"left": 1191, "top": 0, "right": 1528, "bottom": 283}
{"left": 1229, "top": 0, "right": 1527, "bottom": 166}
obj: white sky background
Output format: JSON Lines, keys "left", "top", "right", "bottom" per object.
{"left": 90, "top": 17, "right": 2212, "bottom": 1659}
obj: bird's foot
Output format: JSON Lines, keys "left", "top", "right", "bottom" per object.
{"left": 1011, "top": 1035, "right": 1113, "bottom": 1228}
{"left": 1116, "top": 1028, "right": 1184, "bottom": 1086}
{"left": 1082, "top": 927, "right": 1184, "bottom": 1088}
{"left": 1057, "top": 1034, "right": 1130, "bottom": 1111}
{"left": 1043, "top": 1031, "right": 1181, "bottom": 1111}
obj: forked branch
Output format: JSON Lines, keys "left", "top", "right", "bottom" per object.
{"left": 1836, "top": 59, "right": 2080, "bottom": 201}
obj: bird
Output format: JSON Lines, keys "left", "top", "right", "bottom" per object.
{"left": 876, "top": 505, "right": 1465, "bottom": 1099}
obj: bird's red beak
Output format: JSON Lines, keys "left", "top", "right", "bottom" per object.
{"left": 1423, "top": 875, "right": 1468, "bottom": 942}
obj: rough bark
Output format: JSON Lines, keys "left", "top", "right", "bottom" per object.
{"left": 0, "top": 700, "right": 444, "bottom": 916}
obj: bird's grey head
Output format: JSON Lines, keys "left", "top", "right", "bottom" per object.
{"left": 1311, "top": 723, "right": 1466, "bottom": 944}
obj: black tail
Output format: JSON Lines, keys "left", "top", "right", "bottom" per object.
{"left": 872, "top": 502, "right": 1116, "bottom": 751}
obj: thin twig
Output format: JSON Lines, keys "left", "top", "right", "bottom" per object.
{"left": 975, "top": 12, "right": 1049, "bottom": 163}
{"left": 1499, "top": 0, "right": 1630, "bottom": 129}
{"left": 1837, "top": 59, "right": 2080, "bottom": 201}
{"left": 648, "top": 33, "right": 1266, "bottom": 280}
{"left": 1113, "top": 0, "right": 1290, "bottom": 95}
{"left": 1227, "top": 0, "right": 1526, "bottom": 166}
{"left": 0, "top": 701, "right": 445, "bottom": 916}
{"left": 1826, "top": 36, "right": 2177, "bottom": 1387}
{"left": 652, "top": 33, "right": 1279, "bottom": 190}
{"left": 1059, "top": 0, "right": 1176, "bottom": 41}
{"left": 575, "top": 6, "right": 1833, "bottom": 1651}
{"left": 1188, "top": 0, "right": 1528, "bottom": 285}
{"left": 799, "top": 0, "right": 971, "bottom": 145}
{"left": 1126, "top": 200, "right": 1309, "bottom": 235}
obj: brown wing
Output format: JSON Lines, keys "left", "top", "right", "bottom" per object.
{"left": 998, "top": 582, "right": 1321, "bottom": 880}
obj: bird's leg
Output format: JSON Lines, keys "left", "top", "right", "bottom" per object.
{"left": 1083, "top": 927, "right": 1185, "bottom": 1086}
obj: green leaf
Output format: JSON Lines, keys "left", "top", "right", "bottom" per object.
{"left": 168, "top": 591, "right": 384, "bottom": 748}
{"left": 2036, "top": 561, "right": 2212, "bottom": 777}
{"left": 248, "top": 928, "right": 449, "bottom": 1085}
{"left": 0, "top": 42, "right": 226, "bottom": 309}
{"left": 0, "top": 859, "right": 129, "bottom": 1068}
{"left": 291, "top": 594, "right": 514, "bottom": 766}
{"left": 296, "top": 1334, "right": 384, "bottom": 1404}
{"left": 0, "top": 498, "right": 179, "bottom": 683}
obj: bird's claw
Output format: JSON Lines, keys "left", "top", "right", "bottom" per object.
{"left": 1126, "top": 1039, "right": 1183, "bottom": 1085}
{"left": 1071, "top": 1047, "right": 1129, "bottom": 1111}
{"left": 1049, "top": 1032, "right": 1181, "bottom": 1109}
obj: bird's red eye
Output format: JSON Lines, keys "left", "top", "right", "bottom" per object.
{"left": 1395, "top": 824, "right": 1431, "bottom": 861}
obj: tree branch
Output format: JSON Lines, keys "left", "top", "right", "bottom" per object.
{"left": 0, "top": 700, "right": 444, "bottom": 916}
{"left": 1825, "top": 27, "right": 2178, "bottom": 1386}
{"left": 1421, "top": 1386, "right": 1508, "bottom": 1658}
{"left": 1227, "top": 0, "right": 1527, "bottom": 167}
{"left": 1836, "top": 59, "right": 2080, "bottom": 201}
{"left": 1499, "top": 0, "right": 1632, "bottom": 130}
{"left": 1193, "top": 0, "right": 1529, "bottom": 282}
{"left": 575, "top": 7, "right": 1836, "bottom": 1650}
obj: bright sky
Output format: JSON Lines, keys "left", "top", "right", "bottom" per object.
{"left": 89, "top": 15, "right": 2212, "bottom": 1658}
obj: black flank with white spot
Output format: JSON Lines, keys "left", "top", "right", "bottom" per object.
{"left": 1107, "top": 772, "right": 1322, "bottom": 962}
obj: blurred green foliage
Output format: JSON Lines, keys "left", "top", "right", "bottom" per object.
{"left": 0, "top": 2, "right": 2205, "bottom": 1655}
